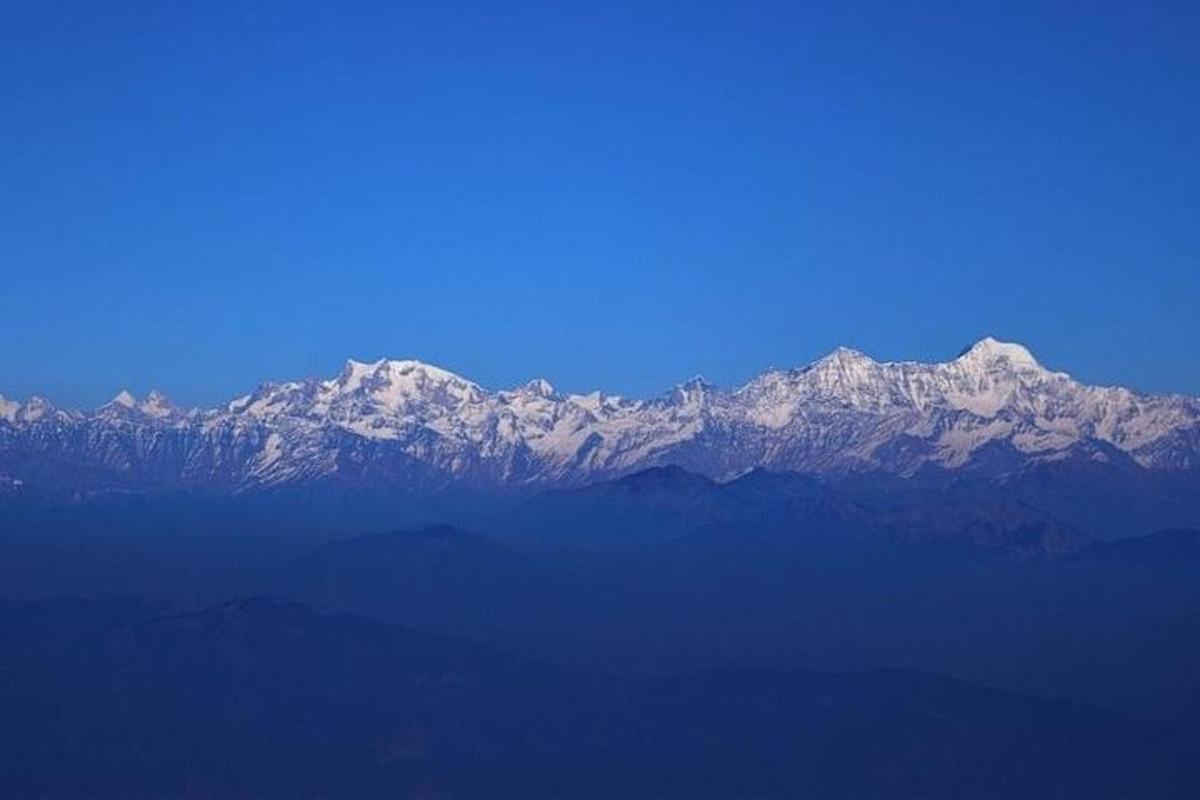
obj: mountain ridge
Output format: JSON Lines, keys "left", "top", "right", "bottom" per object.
{"left": 1, "top": 338, "right": 1197, "bottom": 493}
{"left": 5, "top": 594, "right": 1195, "bottom": 798}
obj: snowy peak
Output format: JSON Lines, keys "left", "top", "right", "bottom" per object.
{"left": 0, "top": 395, "right": 20, "bottom": 423}
{"left": 814, "top": 346, "right": 875, "bottom": 367}
{"left": 799, "top": 346, "right": 883, "bottom": 392}
{"left": 666, "top": 376, "right": 716, "bottom": 406}
{"left": 516, "top": 378, "right": 558, "bottom": 399}
{"left": 140, "top": 390, "right": 182, "bottom": 420}
{"left": 334, "top": 358, "right": 381, "bottom": 391}
{"left": 955, "top": 337, "right": 1042, "bottom": 371}
{"left": 755, "top": 338, "right": 1054, "bottom": 417}
{"left": 16, "top": 396, "right": 58, "bottom": 424}
{"left": 99, "top": 390, "right": 184, "bottom": 421}
{"left": 331, "top": 358, "right": 484, "bottom": 408}
{"left": 1, "top": 340, "right": 1198, "bottom": 492}
{"left": 337, "top": 358, "right": 477, "bottom": 390}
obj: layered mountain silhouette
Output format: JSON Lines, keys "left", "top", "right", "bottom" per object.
{"left": 2, "top": 596, "right": 1195, "bottom": 799}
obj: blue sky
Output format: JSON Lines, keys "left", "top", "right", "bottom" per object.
{"left": 2, "top": 0, "right": 1198, "bottom": 408}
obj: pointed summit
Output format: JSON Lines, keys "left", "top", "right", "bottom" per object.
{"left": 802, "top": 346, "right": 876, "bottom": 372}
{"left": 336, "top": 358, "right": 387, "bottom": 391}
{"left": 955, "top": 337, "right": 1041, "bottom": 369}
{"left": 111, "top": 390, "right": 137, "bottom": 408}
{"left": 17, "top": 395, "right": 56, "bottom": 423}
{"left": 678, "top": 375, "right": 714, "bottom": 391}
{"left": 826, "top": 345, "right": 874, "bottom": 363}
{"left": 519, "top": 378, "right": 558, "bottom": 399}
{"left": 94, "top": 391, "right": 140, "bottom": 420}
{"left": 140, "top": 390, "right": 181, "bottom": 419}
{"left": 97, "top": 389, "right": 182, "bottom": 421}
{"left": 0, "top": 394, "right": 20, "bottom": 423}
{"left": 667, "top": 375, "right": 716, "bottom": 406}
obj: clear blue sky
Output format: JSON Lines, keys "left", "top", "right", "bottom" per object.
{"left": 3, "top": 1, "right": 1198, "bottom": 408}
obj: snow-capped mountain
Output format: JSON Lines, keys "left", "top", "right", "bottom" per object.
{"left": 1, "top": 338, "right": 1197, "bottom": 494}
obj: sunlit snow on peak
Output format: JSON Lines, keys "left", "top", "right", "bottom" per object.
{"left": 955, "top": 337, "right": 1041, "bottom": 369}
{"left": 4, "top": 340, "right": 1198, "bottom": 488}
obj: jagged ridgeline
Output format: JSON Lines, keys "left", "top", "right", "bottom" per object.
{"left": 1, "top": 338, "right": 1198, "bottom": 493}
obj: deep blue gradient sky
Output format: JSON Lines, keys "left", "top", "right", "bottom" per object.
{"left": 3, "top": 1, "right": 1198, "bottom": 408}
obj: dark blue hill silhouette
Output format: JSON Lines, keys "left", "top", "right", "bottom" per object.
{"left": 1, "top": 596, "right": 1196, "bottom": 799}
{"left": 497, "top": 465, "right": 1087, "bottom": 557}
{"left": 4, "top": 465, "right": 1200, "bottom": 778}
{"left": 1069, "top": 528, "right": 1200, "bottom": 566}
{"left": 286, "top": 524, "right": 574, "bottom": 650}
{"left": 271, "top": 474, "right": 1200, "bottom": 732}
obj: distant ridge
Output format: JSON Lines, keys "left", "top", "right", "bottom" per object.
{"left": 1, "top": 339, "right": 1197, "bottom": 493}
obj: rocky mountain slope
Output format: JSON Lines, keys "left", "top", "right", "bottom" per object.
{"left": 1, "top": 338, "right": 1197, "bottom": 493}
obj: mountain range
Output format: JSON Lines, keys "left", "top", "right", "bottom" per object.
{"left": 5, "top": 338, "right": 1200, "bottom": 796}
{"left": 2, "top": 337, "right": 1198, "bottom": 494}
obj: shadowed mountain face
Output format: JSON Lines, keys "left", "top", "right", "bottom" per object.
{"left": 1, "top": 596, "right": 1196, "bottom": 800}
